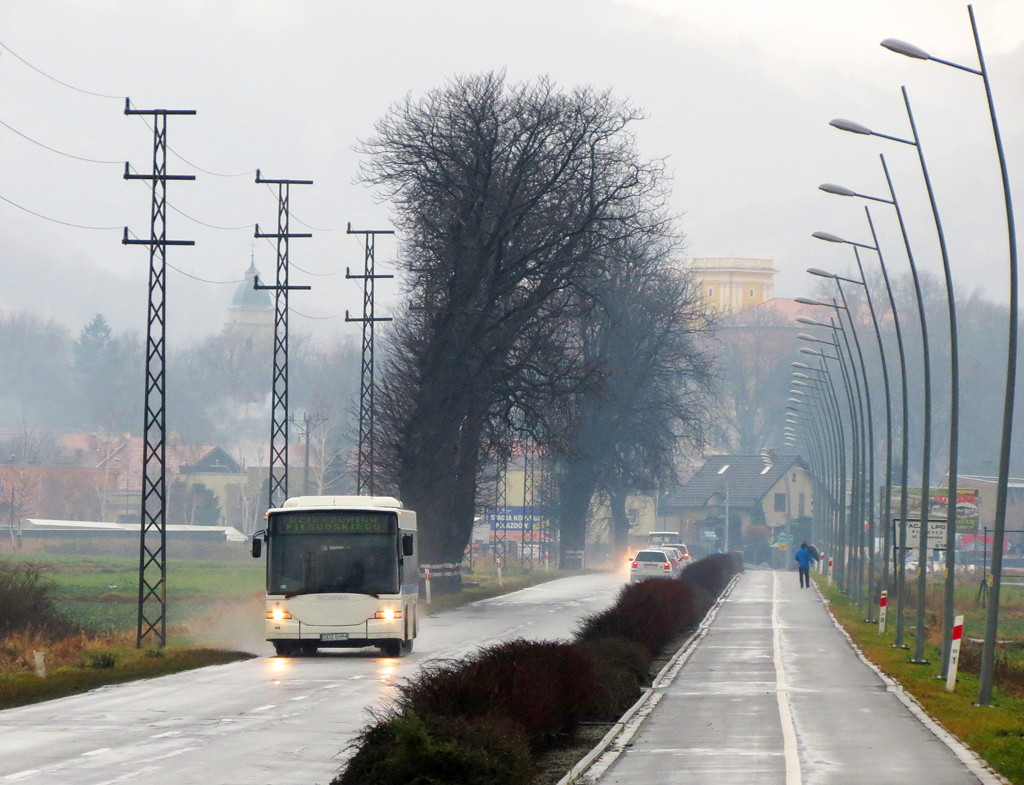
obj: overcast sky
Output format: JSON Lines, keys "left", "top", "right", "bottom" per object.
{"left": 0, "top": 0, "right": 1021, "bottom": 343}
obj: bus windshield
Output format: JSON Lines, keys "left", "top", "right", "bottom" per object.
{"left": 268, "top": 511, "right": 399, "bottom": 596}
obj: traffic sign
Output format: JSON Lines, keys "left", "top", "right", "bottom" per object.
{"left": 703, "top": 530, "right": 717, "bottom": 540}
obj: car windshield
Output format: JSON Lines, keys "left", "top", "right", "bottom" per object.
{"left": 268, "top": 511, "right": 399, "bottom": 595}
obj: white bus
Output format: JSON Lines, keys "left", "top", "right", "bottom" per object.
{"left": 251, "top": 495, "right": 419, "bottom": 658}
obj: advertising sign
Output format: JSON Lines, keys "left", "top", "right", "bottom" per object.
{"left": 486, "top": 506, "right": 548, "bottom": 542}
{"left": 900, "top": 518, "right": 948, "bottom": 550}
{"left": 889, "top": 487, "right": 979, "bottom": 532}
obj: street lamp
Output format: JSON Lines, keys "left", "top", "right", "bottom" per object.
{"left": 883, "top": 5, "right": 1017, "bottom": 707}
{"left": 827, "top": 107, "right": 959, "bottom": 667}
{"left": 810, "top": 218, "right": 915, "bottom": 650}
{"left": 792, "top": 376, "right": 842, "bottom": 557}
{"left": 805, "top": 267, "right": 880, "bottom": 621}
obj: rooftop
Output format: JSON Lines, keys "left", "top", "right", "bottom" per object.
{"left": 661, "top": 453, "right": 807, "bottom": 509}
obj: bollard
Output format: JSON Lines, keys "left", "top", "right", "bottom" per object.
{"left": 945, "top": 614, "right": 964, "bottom": 692}
{"left": 544, "top": 552, "right": 550, "bottom": 572}
{"left": 878, "top": 590, "right": 887, "bottom": 634}
{"left": 33, "top": 651, "right": 45, "bottom": 678}
{"left": 424, "top": 568, "right": 432, "bottom": 605}
{"left": 496, "top": 558, "right": 503, "bottom": 587}
{"left": 828, "top": 558, "right": 834, "bottom": 587}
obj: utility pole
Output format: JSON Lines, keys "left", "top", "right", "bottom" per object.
{"left": 122, "top": 98, "right": 195, "bottom": 649}
{"left": 345, "top": 225, "right": 394, "bottom": 496}
{"left": 254, "top": 170, "right": 312, "bottom": 509}
{"left": 521, "top": 440, "right": 536, "bottom": 571}
{"left": 290, "top": 412, "right": 327, "bottom": 495}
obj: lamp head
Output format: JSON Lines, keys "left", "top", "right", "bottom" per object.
{"left": 819, "top": 183, "right": 857, "bottom": 197}
{"left": 799, "top": 347, "right": 822, "bottom": 356}
{"left": 830, "top": 118, "right": 872, "bottom": 135}
{"left": 793, "top": 371, "right": 810, "bottom": 378}
{"left": 795, "top": 297, "right": 825, "bottom": 306}
{"left": 792, "top": 362, "right": 810, "bottom": 369}
{"left": 807, "top": 267, "right": 835, "bottom": 278}
{"left": 797, "top": 333, "right": 820, "bottom": 342}
{"left": 881, "top": 38, "right": 930, "bottom": 60}
{"left": 812, "top": 231, "right": 845, "bottom": 244}
{"left": 787, "top": 397, "right": 803, "bottom": 404}
{"left": 795, "top": 316, "right": 817, "bottom": 325}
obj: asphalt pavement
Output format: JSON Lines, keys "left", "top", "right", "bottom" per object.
{"left": 598, "top": 570, "right": 986, "bottom": 785}
{"left": 0, "top": 571, "right": 624, "bottom": 785}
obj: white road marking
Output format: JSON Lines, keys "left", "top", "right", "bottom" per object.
{"left": 772, "top": 573, "right": 802, "bottom": 785}
{"left": 149, "top": 731, "right": 180, "bottom": 739}
{"left": 1, "top": 770, "right": 41, "bottom": 782}
{"left": 82, "top": 748, "right": 112, "bottom": 756}
{"left": 289, "top": 695, "right": 308, "bottom": 701}
{"left": 93, "top": 766, "right": 161, "bottom": 785}
{"left": 250, "top": 705, "right": 276, "bottom": 712}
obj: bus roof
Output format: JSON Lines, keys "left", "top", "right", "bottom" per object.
{"left": 280, "top": 495, "right": 404, "bottom": 510}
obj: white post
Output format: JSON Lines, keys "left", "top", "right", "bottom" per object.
{"left": 828, "top": 557, "right": 834, "bottom": 587}
{"left": 878, "top": 590, "right": 887, "bottom": 634}
{"left": 33, "top": 651, "right": 45, "bottom": 678}
{"left": 945, "top": 614, "right": 964, "bottom": 692}
{"left": 497, "top": 558, "right": 503, "bottom": 587}
{"left": 544, "top": 551, "right": 550, "bottom": 572}
{"left": 424, "top": 568, "right": 432, "bottom": 605}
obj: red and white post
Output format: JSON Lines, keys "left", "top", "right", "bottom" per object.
{"left": 424, "top": 568, "right": 432, "bottom": 605}
{"left": 878, "top": 590, "right": 887, "bottom": 634}
{"left": 828, "top": 557, "right": 834, "bottom": 587}
{"left": 946, "top": 614, "right": 964, "bottom": 692}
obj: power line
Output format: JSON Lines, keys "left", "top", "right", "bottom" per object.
{"left": 166, "top": 263, "right": 245, "bottom": 285}
{"left": 125, "top": 164, "right": 254, "bottom": 230}
{"left": 0, "top": 191, "right": 121, "bottom": 230}
{"left": 0, "top": 117, "right": 122, "bottom": 164}
{"left": 130, "top": 107, "right": 255, "bottom": 178}
{"left": 260, "top": 182, "right": 345, "bottom": 231}
{"left": 290, "top": 307, "right": 344, "bottom": 320}
{"left": 0, "top": 40, "right": 123, "bottom": 100}
{"left": 291, "top": 261, "right": 345, "bottom": 277}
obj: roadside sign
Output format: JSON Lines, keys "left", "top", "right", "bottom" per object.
{"left": 878, "top": 591, "right": 887, "bottom": 634}
{"left": 899, "top": 517, "right": 948, "bottom": 550}
{"left": 703, "top": 530, "right": 717, "bottom": 541}
{"left": 946, "top": 615, "right": 964, "bottom": 692}
{"left": 778, "top": 534, "right": 795, "bottom": 544}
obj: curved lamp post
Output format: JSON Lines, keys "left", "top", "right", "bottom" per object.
{"left": 882, "top": 4, "right": 1016, "bottom": 706}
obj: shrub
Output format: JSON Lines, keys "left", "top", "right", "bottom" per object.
{"left": 579, "top": 637, "right": 651, "bottom": 718}
{"left": 680, "top": 553, "right": 738, "bottom": 598}
{"left": 0, "top": 561, "right": 77, "bottom": 639}
{"left": 335, "top": 711, "right": 534, "bottom": 785}
{"left": 85, "top": 652, "right": 118, "bottom": 670}
{"left": 575, "top": 578, "right": 697, "bottom": 656}
{"left": 395, "top": 639, "right": 599, "bottom": 750}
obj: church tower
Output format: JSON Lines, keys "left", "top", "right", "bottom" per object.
{"left": 224, "top": 259, "right": 274, "bottom": 353}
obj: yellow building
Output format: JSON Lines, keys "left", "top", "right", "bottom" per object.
{"left": 691, "top": 257, "right": 777, "bottom": 315}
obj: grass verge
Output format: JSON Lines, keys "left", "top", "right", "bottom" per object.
{"left": 421, "top": 561, "right": 591, "bottom": 616}
{"left": 817, "top": 575, "right": 1024, "bottom": 784}
{"left": 0, "top": 646, "right": 253, "bottom": 710}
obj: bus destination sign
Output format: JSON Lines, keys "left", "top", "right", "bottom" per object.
{"left": 273, "top": 513, "right": 394, "bottom": 535}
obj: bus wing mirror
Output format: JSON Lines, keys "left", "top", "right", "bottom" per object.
{"left": 251, "top": 537, "right": 263, "bottom": 559}
{"left": 402, "top": 534, "right": 414, "bottom": 557}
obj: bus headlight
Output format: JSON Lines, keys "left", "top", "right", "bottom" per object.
{"left": 374, "top": 609, "right": 402, "bottom": 620}
{"left": 266, "top": 608, "right": 292, "bottom": 620}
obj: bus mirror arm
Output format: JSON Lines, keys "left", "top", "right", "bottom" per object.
{"left": 402, "top": 534, "right": 414, "bottom": 557}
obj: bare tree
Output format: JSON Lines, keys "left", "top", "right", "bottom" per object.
{"left": 361, "top": 73, "right": 669, "bottom": 587}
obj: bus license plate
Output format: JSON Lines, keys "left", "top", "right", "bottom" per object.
{"left": 320, "top": 633, "right": 349, "bottom": 641}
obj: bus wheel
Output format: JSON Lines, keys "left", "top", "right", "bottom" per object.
{"left": 273, "top": 641, "right": 297, "bottom": 657}
{"left": 401, "top": 639, "right": 414, "bottom": 654}
{"left": 300, "top": 642, "right": 318, "bottom": 656}
{"left": 380, "top": 640, "right": 402, "bottom": 658}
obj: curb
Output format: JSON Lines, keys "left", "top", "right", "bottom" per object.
{"left": 813, "top": 582, "right": 1010, "bottom": 785}
{"left": 556, "top": 572, "right": 743, "bottom": 785}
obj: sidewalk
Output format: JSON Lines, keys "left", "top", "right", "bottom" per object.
{"left": 596, "top": 570, "right": 985, "bottom": 785}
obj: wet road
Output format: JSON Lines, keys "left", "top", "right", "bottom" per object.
{"left": 0, "top": 572, "right": 623, "bottom": 785}
{"left": 599, "top": 570, "right": 985, "bottom": 785}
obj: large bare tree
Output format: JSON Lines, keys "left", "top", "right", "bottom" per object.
{"left": 361, "top": 72, "right": 667, "bottom": 587}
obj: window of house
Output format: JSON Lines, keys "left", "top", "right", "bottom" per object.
{"left": 792, "top": 472, "right": 797, "bottom": 481}
{"left": 749, "top": 288, "right": 755, "bottom": 298}
{"left": 708, "top": 287, "right": 714, "bottom": 297}
{"left": 774, "top": 492, "right": 787, "bottom": 513}
{"left": 244, "top": 335, "right": 254, "bottom": 354}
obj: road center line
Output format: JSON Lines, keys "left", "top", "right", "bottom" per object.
{"left": 772, "top": 573, "right": 802, "bottom": 785}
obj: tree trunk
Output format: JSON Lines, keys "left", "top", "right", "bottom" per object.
{"left": 609, "top": 490, "right": 631, "bottom": 565}
{"left": 557, "top": 459, "right": 596, "bottom": 569}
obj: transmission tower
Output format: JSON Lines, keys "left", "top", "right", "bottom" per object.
{"left": 494, "top": 458, "right": 509, "bottom": 566}
{"left": 345, "top": 225, "right": 393, "bottom": 496}
{"left": 521, "top": 440, "right": 536, "bottom": 571}
{"left": 254, "top": 170, "right": 312, "bottom": 509}
{"left": 122, "top": 98, "right": 195, "bottom": 649}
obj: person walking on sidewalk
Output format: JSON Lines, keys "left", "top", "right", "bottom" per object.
{"left": 794, "top": 542, "right": 817, "bottom": 588}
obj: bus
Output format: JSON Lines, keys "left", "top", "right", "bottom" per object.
{"left": 251, "top": 495, "right": 418, "bottom": 658}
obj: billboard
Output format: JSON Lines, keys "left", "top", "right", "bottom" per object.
{"left": 888, "top": 487, "right": 979, "bottom": 532}
{"left": 486, "top": 506, "right": 549, "bottom": 542}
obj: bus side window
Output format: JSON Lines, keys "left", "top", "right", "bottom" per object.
{"left": 402, "top": 534, "right": 414, "bottom": 557}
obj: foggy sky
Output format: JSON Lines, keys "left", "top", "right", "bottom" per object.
{"left": 0, "top": 0, "right": 1021, "bottom": 343}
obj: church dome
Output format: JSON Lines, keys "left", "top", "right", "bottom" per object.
{"left": 231, "top": 261, "right": 273, "bottom": 310}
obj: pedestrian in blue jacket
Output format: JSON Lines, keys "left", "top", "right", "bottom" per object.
{"left": 794, "top": 542, "right": 817, "bottom": 588}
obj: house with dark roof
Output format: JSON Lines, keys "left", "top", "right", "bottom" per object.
{"left": 659, "top": 452, "right": 814, "bottom": 554}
